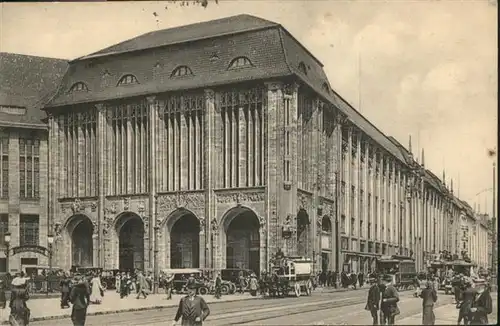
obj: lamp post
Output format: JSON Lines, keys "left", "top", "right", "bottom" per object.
{"left": 47, "top": 233, "right": 54, "bottom": 294}
{"left": 4, "top": 232, "right": 11, "bottom": 274}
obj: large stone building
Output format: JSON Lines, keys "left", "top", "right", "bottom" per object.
{"left": 39, "top": 15, "right": 490, "bottom": 274}
{"left": 0, "top": 53, "right": 67, "bottom": 273}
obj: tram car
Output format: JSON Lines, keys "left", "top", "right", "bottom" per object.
{"left": 268, "top": 256, "right": 314, "bottom": 297}
{"left": 376, "top": 255, "right": 416, "bottom": 291}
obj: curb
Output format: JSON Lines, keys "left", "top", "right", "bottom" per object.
{"left": 1, "top": 295, "right": 260, "bottom": 324}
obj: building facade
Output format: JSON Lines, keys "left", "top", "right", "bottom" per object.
{"left": 40, "top": 15, "right": 492, "bottom": 274}
{"left": 0, "top": 53, "right": 67, "bottom": 273}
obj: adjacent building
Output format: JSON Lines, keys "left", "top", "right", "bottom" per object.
{"left": 3, "top": 15, "right": 489, "bottom": 275}
{"left": 0, "top": 52, "right": 67, "bottom": 273}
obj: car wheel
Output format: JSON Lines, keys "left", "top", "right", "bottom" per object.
{"left": 221, "top": 284, "right": 230, "bottom": 295}
{"left": 198, "top": 287, "right": 208, "bottom": 295}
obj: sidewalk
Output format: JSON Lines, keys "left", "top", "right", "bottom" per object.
{"left": 0, "top": 291, "right": 257, "bottom": 324}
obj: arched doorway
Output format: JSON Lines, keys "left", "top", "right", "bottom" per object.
{"left": 297, "top": 209, "right": 310, "bottom": 257}
{"left": 224, "top": 207, "right": 260, "bottom": 274}
{"left": 321, "top": 216, "right": 332, "bottom": 272}
{"left": 116, "top": 213, "right": 144, "bottom": 271}
{"left": 67, "top": 214, "right": 94, "bottom": 268}
{"left": 170, "top": 212, "right": 200, "bottom": 268}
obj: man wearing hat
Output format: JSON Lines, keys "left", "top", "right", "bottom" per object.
{"left": 173, "top": 284, "right": 210, "bottom": 326}
{"left": 469, "top": 278, "right": 492, "bottom": 325}
{"left": 419, "top": 280, "right": 437, "bottom": 325}
{"left": 164, "top": 272, "right": 175, "bottom": 300}
{"left": 380, "top": 274, "right": 400, "bottom": 326}
{"left": 70, "top": 275, "right": 91, "bottom": 326}
{"left": 457, "top": 278, "right": 474, "bottom": 325}
{"left": 364, "top": 274, "right": 381, "bottom": 325}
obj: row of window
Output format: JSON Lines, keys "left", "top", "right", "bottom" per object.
{"left": 0, "top": 136, "right": 40, "bottom": 199}
{"left": 69, "top": 56, "right": 254, "bottom": 93}
{"left": 0, "top": 214, "right": 40, "bottom": 247}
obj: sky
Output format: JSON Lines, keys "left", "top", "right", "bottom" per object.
{"left": 0, "top": 0, "right": 497, "bottom": 216}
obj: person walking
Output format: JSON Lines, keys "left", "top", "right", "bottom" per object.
{"left": 457, "top": 279, "right": 474, "bottom": 325}
{"left": 165, "top": 273, "right": 175, "bottom": 300}
{"left": 420, "top": 280, "right": 438, "bottom": 325}
{"left": 380, "top": 274, "right": 400, "bottom": 326}
{"left": 365, "top": 274, "right": 381, "bottom": 325}
{"left": 60, "top": 272, "right": 72, "bottom": 309}
{"left": 70, "top": 275, "right": 90, "bottom": 326}
{"left": 136, "top": 271, "right": 149, "bottom": 299}
{"left": 0, "top": 280, "right": 7, "bottom": 323}
{"left": 9, "top": 275, "right": 30, "bottom": 326}
{"left": 115, "top": 273, "right": 121, "bottom": 293}
{"left": 469, "top": 279, "right": 492, "bottom": 325}
{"left": 358, "top": 272, "right": 365, "bottom": 288}
{"left": 173, "top": 284, "right": 210, "bottom": 326}
{"left": 214, "top": 273, "right": 222, "bottom": 299}
{"left": 89, "top": 272, "right": 104, "bottom": 304}
{"left": 248, "top": 273, "right": 259, "bottom": 297}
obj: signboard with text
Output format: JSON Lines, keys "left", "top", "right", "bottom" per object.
{"left": 11, "top": 245, "right": 48, "bottom": 257}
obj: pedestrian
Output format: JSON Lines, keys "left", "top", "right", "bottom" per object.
{"left": 249, "top": 273, "right": 258, "bottom": 297}
{"left": 136, "top": 270, "right": 149, "bottom": 299}
{"left": 60, "top": 272, "right": 72, "bottom": 309}
{"left": 9, "top": 275, "right": 31, "bottom": 326}
{"left": 0, "top": 280, "right": 6, "bottom": 322}
{"left": 358, "top": 272, "right": 365, "bottom": 288}
{"left": 165, "top": 273, "right": 175, "bottom": 300}
{"left": 469, "top": 279, "right": 492, "bottom": 325}
{"left": 173, "top": 284, "right": 210, "bottom": 326}
{"left": 380, "top": 274, "right": 400, "bottom": 326}
{"left": 420, "top": 280, "right": 438, "bottom": 325}
{"left": 115, "top": 273, "right": 121, "bottom": 293}
{"left": 119, "top": 272, "right": 128, "bottom": 298}
{"left": 89, "top": 272, "right": 104, "bottom": 304}
{"left": 70, "top": 275, "right": 90, "bottom": 326}
{"left": 214, "top": 273, "right": 222, "bottom": 299}
{"left": 457, "top": 279, "right": 474, "bottom": 325}
{"left": 364, "top": 274, "right": 381, "bottom": 326}
{"left": 238, "top": 271, "right": 245, "bottom": 294}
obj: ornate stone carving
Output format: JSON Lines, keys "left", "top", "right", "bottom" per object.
{"left": 158, "top": 192, "right": 205, "bottom": 211}
{"left": 138, "top": 200, "right": 146, "bottom": 213}
{"left": 259, "top": 216, "right": 266, "bottom": 229}
{"left": 204, "top": 89, "right": 215, "bottom": 101}
{"left": 211, "top": 219, "right": 219, "bottom": 232}
{"left": 123, "top": 197, "right": 130, "bottom": 211}
{"left": 216, "top": 191, "right": 264, "bottom": 204}
{"left": 106, "top": 202, "right": 117, "bottom": 215}
{"left": 317, "top": 216, "right": 322, "bottom": 227}
{"left": 54, "top": 222, "right": 63, "bottom": 237}
{"left": 90, "top": 202, "right": 97, "bottom": 212}
{"left": 283, "top": 83, "right": 296, "bottom": 96}
{"left": 142, "top": 215, "right": 149, "bottom": 232}
{"left": 71, "top": 199, "right": 83, "bottom": 214}
{"left": 198, "top": 217, "right": 206, "bottom": 232}
{"left": 103, "top": 216, "right": 114, "bottom": 235}
{"left": 297, "top": 192, "right": 310, "bottom": 211}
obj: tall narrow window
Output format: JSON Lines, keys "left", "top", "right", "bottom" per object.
{"left": 340, "top": 215, "right": 346, "bottom": 234}
{"left": 0, "top": 136, "right": 8, "bottom": 198}
{"left": 20, "top": 215, "right": 39, "bottom": 246}
{"left": 0, "top": 214, "right": 8, "bottom": 246}
{"left": 283, "top": 96, "right": 292, "bottom": 183}
{"left": 19, "top": 137, "right": 40, "bottom": 199}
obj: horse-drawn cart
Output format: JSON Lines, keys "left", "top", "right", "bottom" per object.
{"left": 268, "top": 256, "right": 313, "bottom": 297}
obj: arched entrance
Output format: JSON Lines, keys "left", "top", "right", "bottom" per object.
{"left": 170, "top": 212, "right": 200, "bottom": 268}
{"left": 116, "top": 213, "right": 144, "bottom": 271}
{"left": 223, "top": 207, "right": 260, "bottom": 274}
{"left": 297, "top": 209, "right": 310, "bottom": 257}
{"left": 66, "top": 214, "right": 94, "bottom": 268}
{"left": 321, "top": 216, "right": 332, "bottom": 272}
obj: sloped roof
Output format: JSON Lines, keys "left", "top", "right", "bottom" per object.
{"left": 387, "top": 136, "right": 414, "bottom": 165}
{"left": 79, "top": 14, "right": 279, "bottom": 60}
{"left": 45, "top": 14, "right": 406, "bottom": 163}
{"left": 0, "top": 52, "right": 68, "bottom": 127}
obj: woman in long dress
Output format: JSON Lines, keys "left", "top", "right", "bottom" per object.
{"left": 89, "top": 273, "right": 104, "bottom": 305}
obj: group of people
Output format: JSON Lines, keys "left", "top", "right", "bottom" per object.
{"left": 115, "top": 270, "right": 151, "bottom": 299}
{"left": 316, "top": 270, "right": 366, "bottom": 289}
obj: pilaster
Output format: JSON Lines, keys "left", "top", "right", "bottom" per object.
{"left": 147, "top": 95, "right": 158, "bottom": 270}
{"left": 96, "top": 104, "right": 106, "bottom": 267}
{"left": 204, "top": 88, "right": 215, "bottom": 269}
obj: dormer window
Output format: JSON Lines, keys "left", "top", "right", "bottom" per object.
{"left": 117, "top": 74, "right": 139, "bottom": 86}
{"left": 228, "top": 56, "right": 252, "bottom": 69}
{"left": 69, "top": 82, "right": 88, "bottom": 93}
{"left": 322, "top": 82, "right": 330, "bottom": 93}
{"left": 171, "top": 66, "right": 193, "bottom": 77}
{"left": 298, "top": 62, "right": 307, "bottom": 75}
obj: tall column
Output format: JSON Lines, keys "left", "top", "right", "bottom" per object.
{"left": 347, "top": 127, "right": 352, "bottom": 242}
{"left": 204, "top": 89, "right": 215, "bottom": 269}
{"left": 264, "top": 82, "right": 283, "bottom": 262}
{"left": 96, "top": 104, "right": 106, "bottom": 268}
{"left": 147, "top": 96, "right": 158, "bottom": 270}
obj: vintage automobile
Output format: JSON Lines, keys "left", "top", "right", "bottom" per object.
{"left": 101, "top": 269, "right": 121, "bottom": 290}
{"left": 268, "top": 256, "right": 313, "bottom": 297}
{"left": 160, "top": 268, "right": 207, "bottom": 294}
{"left": 220, "top": 268, "right": 254, "bottom": 291}
{"left": 376, "top": 255, "right": 417, "bottom": 291}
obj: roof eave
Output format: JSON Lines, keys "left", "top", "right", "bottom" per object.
{"left": 0, "top": 121, "right": 48, "bottom": 130}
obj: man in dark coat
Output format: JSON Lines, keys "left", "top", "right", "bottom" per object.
{"left": 469, "top": 279, "right": 492, "bottom": 325}
{"left": 380, "top": 274, "right": 400, "bottom": 326}
{"left": 358, "top": 272, "right": 365, "bottom": 288}
{"left": 70, "top": 275, "right": 90, "bottom": 326}
{"left": 457, "top": 279, "right": 475, "bottom": 325}
{"left": 173, "top": 284, "right": 210, "bottom": 326}
{"left": 420, "top": 280, "right": 438, "bottom": 325}
{"left": 365, "top": 274, "right": 381, "bottom": 325}
{"left": 60, "top": 273, "right": 72, "bottom": 309}
{"left": 214, "top": 273, "right": 222, "bottom": 299}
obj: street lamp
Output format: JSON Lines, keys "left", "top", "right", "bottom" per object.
{"left": 47, "top": 233, "right": 54, "bottom": 294}
{"left": 4, "top": 232, "right": 11, "bottom": 274}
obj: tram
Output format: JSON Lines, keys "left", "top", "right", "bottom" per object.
{"left": 376, "top": 255, "right": 416, "bottom": 290}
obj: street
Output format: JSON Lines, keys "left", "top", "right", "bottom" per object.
{"left": 31, "top": 289, "right": 497, "bottom": 325}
